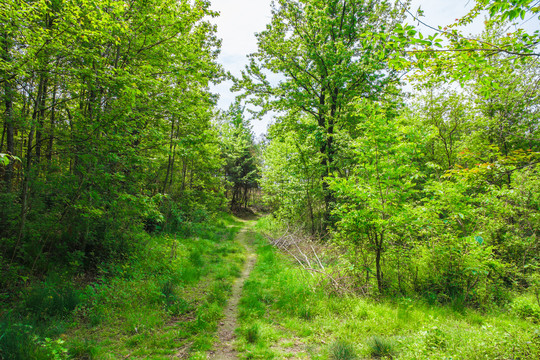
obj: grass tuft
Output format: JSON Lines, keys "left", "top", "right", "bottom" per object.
{"left": 367, "top": 336, "right": 395, "bottom": 359}
{"left": 329, "top": 340, "right": 357, "bottom": 360}
{"left": 245, "top": 323, "right": 260, "bottom": 344}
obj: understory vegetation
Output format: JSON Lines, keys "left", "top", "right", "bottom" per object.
{"left": 1, "top": 214, "right": 244, "bottom": 359}
{"left": 234, "top": 218, "right": 539, "bottom": 360}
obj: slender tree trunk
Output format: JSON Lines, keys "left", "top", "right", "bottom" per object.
{"left": 35, "top": 15, "right": 54, "bottom": 165}
{"left": 47, "top": 80, "right": 57, "bottom": 165}
{"left": 189, "top": 158, "right": 194, "bottom": 189}
{"left": 2, "top": 30, "right": 15, "bottom": 191}
{"left": 0, "top": 122, "right": 5, "bottom": 152}
{"left": 13, "top": 123, "right": 35, "bottom": 262}
{"left": 318, "top": 90, "right": 337, "bottom": 230}
{"left": 306, "top": 185, "right": 315, "bottom": 234}
{"left": 375, "top": 232, "right": 384, "bottom": 294}
{"left": 169, "top": 145, "right": 176, "bottom": 188}
{"left": 163, "top": 118, "right": 176, "bottom": 193}
{"left": 181, "top": 158, "right": 187, "bottom": 192}
{"left": 35, "top": 75, "right": 48, "bottom": 164}
{"left": 13, "top": 67, "right": 51, "bottom": 259}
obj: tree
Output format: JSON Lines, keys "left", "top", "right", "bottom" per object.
{"left": 330, "top": 99, "right": 419, "bottom": 294}
{"left": 261, "top": 114, "right": 324, "bottom": 233}
{"left": 218, "top": 101, "right": 259, "bottom": 211}
{"left": 0, "top": 0, "right": 223, "bottom": 274}
{"left": 236, "top": 0, "right": 408, "bottom": 227}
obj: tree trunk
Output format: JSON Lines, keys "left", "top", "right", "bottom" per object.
{"left": 35, "top": 75, "right": 48, "bottom": 164}
{"left": 2, "top": 30, "right": 15, "bottom": 191}
{"left": 47, "top": 80, "right": 58, "bottom": 165}
{"left": 163, "top": 118, "right": 176, "bottom": 193}
{"left": 375, "top": 231, "right": 384, "bottom": 294}
{"left": 181, "top": 158, "right": 187, "bottom": 192}
{"left": 0, "top": 121, "right": 5, "bottom": 152}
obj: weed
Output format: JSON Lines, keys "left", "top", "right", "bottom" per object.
{"left": 467, "top": 312, "right": 485, "bottom": 326}
{"left": 24, "top": 282, "right": 81, "bottom": 322}
{"left": 167, "top": 296, "right": 191, "bottom": 316}
{"left": 189, "top": 247, "right": 204, "bottom": 267}
{"left": 207, "top": 282, "right": 232, "bottom": 306}
{"left": 161, "top": 278, "right": 176, "bottom": 300}
{"left": 0, "top": 322, "right": 34, "bottom": 360}
{"left": 195, "top": 302, "right": 222, "bottom": 331}
{"left": 329, "top": 340, "right": 357, "bottom": 360}
{"left": 180, "top": 265, "right": 201, "bottom": 284}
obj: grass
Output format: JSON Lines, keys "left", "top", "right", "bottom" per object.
{"left": 329, "top": 340, "right": 357, "bottom": 360}
{"left": 0, "top": 212, "right": 245, "bottom": 360}
{"left": 367, "top": 336, "right": 395, "bottom": 359}
{"left": 4, "top": 213, "right": 538, "bottom": 359}
{"left": 232, "top": 217, "right": 540, "bottom": 360}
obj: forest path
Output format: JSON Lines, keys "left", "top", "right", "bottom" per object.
{"left": 208, "top": 219, "right": 257, "bottom": 360}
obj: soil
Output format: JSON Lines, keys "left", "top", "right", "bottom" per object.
{"left": 208, "top": 223, "right": 257, "bottom": 360}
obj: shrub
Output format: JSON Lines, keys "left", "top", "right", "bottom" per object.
{"left": 511, "top": 298, "right": 540, "bottom": 323}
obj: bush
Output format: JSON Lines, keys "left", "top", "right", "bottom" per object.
{"left": 511, "top": 298, "right": 540, "bottom": 323}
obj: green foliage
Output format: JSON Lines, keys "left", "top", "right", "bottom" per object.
{"left": 511, "top": 298, "right": 540, "bottom": 323}
{"left": 217, "top": 100, "right": 260, "bottom": 211}
{"left": 0, "top": 0, "right": 225, "bottom": 289}
{"left": 260, "top": 121, "right": 324, "bottom": 232}
{"left": 239, "top": 0, "right": 409, "bottom": 226}
{"left": 424, "top": 327, "right": 447, "bottom": 351}
{"left": 23, "top": 280, "right": 82, "bottom": 322}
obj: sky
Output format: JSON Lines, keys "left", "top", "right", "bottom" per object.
{"left": 207, "top": 0, "right": 527, "bottom": 137}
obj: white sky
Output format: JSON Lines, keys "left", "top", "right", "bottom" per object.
{"left": 208, "top": 0, "right": 532, "bottom": 137}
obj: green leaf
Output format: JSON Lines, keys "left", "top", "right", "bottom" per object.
{"left": 475, "top": 236, "right": 484, "bottom": 245}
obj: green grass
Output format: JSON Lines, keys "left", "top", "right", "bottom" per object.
{"left": 63, "top": 217, "right": 244, "bottom": 359}
{"left": 329, "top": 340, "right": 357, "bottom": 360}
{"left": 233, "top": 217, "right": 540, "bottom": 360}
{"left": 4, "top": 214, "right": 538, "bottom": 359}
{"left": 0, "top": 213, "right": 245, "bottom": 360}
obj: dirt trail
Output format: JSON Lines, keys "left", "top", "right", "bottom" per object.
{"left": 209, "top": 222, "right": 257, "bottom": 360}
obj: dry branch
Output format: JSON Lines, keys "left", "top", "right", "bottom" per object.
{"left": 263, "top": 227, "right": 354, "bottom": 295}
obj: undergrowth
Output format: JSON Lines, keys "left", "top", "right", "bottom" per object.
{"left": 233, "top": 216, "right": 540, "bottom": 359}
{"left": 0, "top": 212, "right": 244, "bottom": 360}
